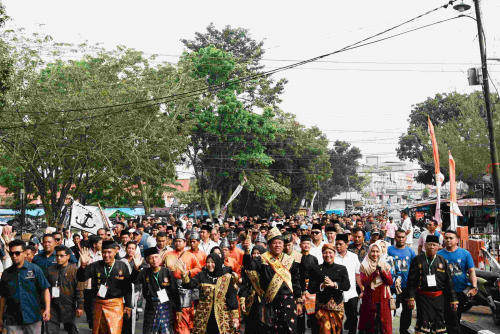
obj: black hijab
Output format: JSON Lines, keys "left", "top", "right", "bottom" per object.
{"left": 252, "top": 245, "right": 266, "bottom": 256}
{"left": 206, "top": 253, "right": 224, "bottom": 278}
{"left": 210, "top": 246, "right": 223, "bottom": 261}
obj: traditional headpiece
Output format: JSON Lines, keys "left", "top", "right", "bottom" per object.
{"left": 336, "top": 234, "right": 349, "bottom": 243}
{"left": 325, "top": 225, "right": 336, "bottom": 232}
{"left": 322, "top": 243, "right": 336, "bottom": 252}
{"left": 144, "top": 247, "right": 159, "bottom": 258}
{"left": 227, "top": 231, "right": 238, "bottom": 242}
{"left": 300, "top": 235, "right": 312, "bottom": 242}
{"left": 189, "top": 230, "right": 200, "bottom": 241}
{"left": 283, "top": 233, "right": 293, "bottom": 244}
{"left": 175, "top": 229, "right": 185, "bottom": 240}
{"left": 312, "top": 223, "right": 322, "bottom": 231}
{"left": 102, "top": 240, "right": 118, "bottom": 250}
{"left": 426, "top": 235, "right": 440, "bottom": 244}
{"left": 255, "top": 232, "right": 267, "bottom": 244}
{"left": 220, "top": 237, "right": 230, "bottom": 249}
{"left": 266, "top": 227, "right": 283, "bottom": 243}
{"left": 201, "top": 225, "right": 212, "bottom": 232}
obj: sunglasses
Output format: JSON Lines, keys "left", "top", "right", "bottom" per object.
{"left": 311, "top": 231, "right": 321, "bottom": 235}
{"left": 56, "top": 254, "right": 69, "bottom": 257}
{"left": 9, "top": 251, "right": 23, "bottom": 257}
{"left": 55, "top": 238, "right": 61, "bottom": 241}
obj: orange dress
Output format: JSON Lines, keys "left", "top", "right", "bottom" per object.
{"left": 168, "top": 250, "right": 203, "bottom": 334}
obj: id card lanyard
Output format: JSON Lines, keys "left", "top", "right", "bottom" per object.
{"left": 52, "top": 267, "right": 65, "bottom": 298}
{"left": 425, "top": 255, "right": 437, "bottom": 287}
{"left": 98, "top": 261, "right": 115, "bottom": 298}
{"left": 153, "top": 270, "right": 169, "bottom": 303}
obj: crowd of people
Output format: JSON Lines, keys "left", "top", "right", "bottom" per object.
{"left": 0, "top": 211, "right": 479, "bottom": 334}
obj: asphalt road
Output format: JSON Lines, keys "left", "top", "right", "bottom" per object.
{"left": 70, "top": 238, "right": 499, "bottom": 334}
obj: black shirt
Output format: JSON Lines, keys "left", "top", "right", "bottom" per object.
{"left": 77, "top": 260, "right": 132, "bottom": 307}
{"left": 130, "top": 267, "right": 179, "bottom": 311}
{"left": 300, "top": 254, "right": 319, "bottom": 292}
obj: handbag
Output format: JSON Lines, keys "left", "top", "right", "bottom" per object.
{"left": 388, "top": 286, "right": 396, "bottom": 310}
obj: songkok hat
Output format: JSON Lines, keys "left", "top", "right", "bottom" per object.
{"left": 266, "top": 227, "right": 284, "bottom": 243}
{"left": 175, "top": 229, "right": 185, "bottom": 240}
{"left": 220, "top": 237, "right": 230, "bottom": 249}
{"left": 312, "top": 224, "right": 322, "bottom": 231}
{"left": 322, "top": 243, "right": 336, "bottom": 252}
{"left": 227, "top": 231, "right": 238, "bottom": 242}
{"left": 255, "top": 232, "right": 266, "bottom": 244}
{"left": 300, "top": 235, "right": 311, "bottom": 242}
{"left": 166, "top": 225, "right": 174, "bottom": 231}
{"left": 336, "top": 234, "right": 349, "bottom": 243}
{"left": 144, "top": 247, "right": 159, "bottom": 258}
{"left": 189, "top": 230, "right": 200, "bottom": 241}
{"left": 426, "top": 235, "right": 440, "bottom": 244}
{"left": 325, "top": 226, "right": 336, "bottom": 232}
{"left": 283, "top": 233, "right": 293, "bottom": 244}
{"left": 288, "top": 227, "right": 297, "bottom": 234}
{"left": 102, "top": 240, "right": 118, "bottom": 250}
{"left": 259, "top": 225, "right": 269, "bottom": 231}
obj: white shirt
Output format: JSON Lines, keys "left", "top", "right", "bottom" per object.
{"left": 419, "top": 230, "right": 444, "bottom": 249}
{"left": 63, "top": 237, "right": 75, "bottom": 247}
{"left": 147, "top": 237, "right": 157, "bottom": 248}
{"left": 401, "top": 218, "right": 413, "bottom": 245}
{"left": 118, "top": 244, "right": 140, "bottom": 258}
{"left": 334, "top": 251, "right": 360, "bottom": 301}
{"left": 200, "top": 240, "right": 218, "bottom": 255}
{"left": 310, "top": 241, "right": 325, "bottom": 265}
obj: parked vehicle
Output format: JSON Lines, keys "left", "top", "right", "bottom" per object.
{"left": 413, "top": 226, "right": 421, "bottom": 239}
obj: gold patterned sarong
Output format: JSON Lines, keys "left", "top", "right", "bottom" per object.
{"left": 93, "top": 298, "right": 124, "bottom": 334}
{"left": 316, "top": 308, "right": 344, "bottom": 334}
{"left": 260, "top": 252, "right": 294, "bottom": 303}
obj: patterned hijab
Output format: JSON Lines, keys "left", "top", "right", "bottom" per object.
{"left": 360, "top": 243, "right": 391, "bottom": 290}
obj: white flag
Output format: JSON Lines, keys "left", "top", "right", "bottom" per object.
{"left": 70, "top": 202, "right": 106, "bottom": 235}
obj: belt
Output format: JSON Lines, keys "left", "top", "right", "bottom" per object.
{"left": 417, "top": 288, "right": 443, "bottom": 297}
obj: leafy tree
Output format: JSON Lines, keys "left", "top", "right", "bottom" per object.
{"left": 422, "top": 187, "right": 430, "bottom": 199}
{"left": 413, "top": 92, "right": 499, "bottom": 185}
{"left": 181, "top": 23, "right": 287, "bottom": 109}
{"left": 0, "top": 30, "right": 196, "bottom": 223}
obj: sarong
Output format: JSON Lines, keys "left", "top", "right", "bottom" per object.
{"left": 259, "top": 294, "right": 297, "bottom": 334}
{"left": 152, "top": 302, "right": 173, "bottom": 334}
{"left": 316, "top": 309, "right": 344, "bottom": 334}
{"left": 415, "top": 293, "right": 447, "bottom": 334}
{"left": 93, "top": 298, "right": 124, "bottom": 334}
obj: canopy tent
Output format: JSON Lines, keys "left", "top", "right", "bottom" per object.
{"left": 108, "top": 210, "right": 134, "bottom": 218}
{"left": 0, "top": 208, "right": 45, "bottom": 216}
{"left": 102, "top": 207, "right": 145, "bottom": 217}
{"left": 188, "top": 210, "right": 214, "bottom": 218}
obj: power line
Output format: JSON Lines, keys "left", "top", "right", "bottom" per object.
{"left": 0, "top": 4, "right": 461, "bottom": 129}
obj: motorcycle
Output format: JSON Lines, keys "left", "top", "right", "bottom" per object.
{"left": 463, "top": 247, "right": 500, "bottom": 325}
{"left": 413, "top": 225, "right": 421, "bottom": 239}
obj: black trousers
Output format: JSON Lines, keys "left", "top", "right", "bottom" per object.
{"left": 445, "top": 292, "right": 469, "bottom": 334}
{"left": 83, "top": 290, "right": 95, "bottom": 329}
{"left": 343, "top": 297, "right": 358, "bottom": 334}
{"left": 46, "top": 320, "right": 79, "bottom": 334}
{"left": 396, "top": 286, "right": 413, "bottom": 334}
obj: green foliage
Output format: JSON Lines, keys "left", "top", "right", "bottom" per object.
{"left": 414, "top": 92, "right": 499, "bottom": 183}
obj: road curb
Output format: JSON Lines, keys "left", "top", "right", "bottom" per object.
{"left": 460, "top": 321, "right": 497, "bottom": 334}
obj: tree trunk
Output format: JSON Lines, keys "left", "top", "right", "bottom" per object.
{"left": 214, "top": 190, "right": 222, "bottom": 217}
{"left": 204, "top": 193, "right": 213, "bottom": 221}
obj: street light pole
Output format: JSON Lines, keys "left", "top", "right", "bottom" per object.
{"left": 456, "top": 0, "right": 500, "bottom": 249}
{"left": 472, "top": 0, "right": 500, "bottom": 247}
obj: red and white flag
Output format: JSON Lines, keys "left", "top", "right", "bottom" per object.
{"left": 428, "top": 117, "right": 444, "bottom": 227}
{"left": 449, "top": 151, "right": 462, "bottom": 230}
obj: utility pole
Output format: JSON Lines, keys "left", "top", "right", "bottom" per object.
{"left": 472, "top": 0, "right": 500, "bottom": 249}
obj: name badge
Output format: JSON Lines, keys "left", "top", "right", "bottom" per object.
{"left": 26, "top": 270, "right": 35, "bottom": 279}
{"left": 427, "top": 275, "right": 436, "bottom": 287}
{"left": 157, "top": 289, "right": 169, "bottom": 303}
{"left": 98, "top": 285, "right": 108, "bottom": 298}
{"left": 52, "top": 287, "right": 60, "bottom": 298}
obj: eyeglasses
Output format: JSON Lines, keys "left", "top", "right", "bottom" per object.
{"left": 9, "top": 251, "right": 23, "bottom": 257}
{"left": 311, "top": 231, "right": 321, "bottom": 235}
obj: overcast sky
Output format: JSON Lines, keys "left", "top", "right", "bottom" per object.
{"left": 3, "top": 0, "right": 499, "bottom": 168}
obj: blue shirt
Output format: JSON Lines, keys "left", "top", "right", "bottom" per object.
{"left": 438, "top": 247, "right": 475, "bottom": 292}
{"left": 0, "top": 260, "right": 50, "bottom": 325}
{"left": 388, "top": 245, "right": 416, "bottom": 288}
{"left": 137, "top": 236, "right": 149, "bottom": 257}
{"left": 34, "top": 250, "right": 77, "bottom": 275}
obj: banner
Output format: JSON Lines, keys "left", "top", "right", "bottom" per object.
{"left": 70, "top": 202, "right": 107, "bottom": 235}
{"left": 449, "top": 151, "right": 462, "bottom": 230}
{"left": 428, "top": 117, "right": 443, "bottom": 227}
{"left": 307, "top": 192, "right": 318, "bottom": 216}
{"left": 219, "top": 177, "right": 247, "bottom": 220}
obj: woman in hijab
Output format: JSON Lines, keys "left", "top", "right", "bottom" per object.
{"left": 239, "top": 245, "right": 266, "bottom": 334}
{"left": 358, "top": 242, "right": 393, "bottom": 334}
{"left": 180, "top": 253, "right": 239, "bottom": 334}
{"left": 376, "top": 240, "right": 395, "bottom": 277}
{"left": 308, "top": 243, "right": 350, "bottom": 334}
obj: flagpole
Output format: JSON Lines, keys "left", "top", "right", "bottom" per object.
{"left": 98, "top": 203, "right": 112, "bottom": 235}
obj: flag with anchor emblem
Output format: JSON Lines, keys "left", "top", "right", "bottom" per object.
{"left": 70, "top": 201, "right": 107, "bottom": 234}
